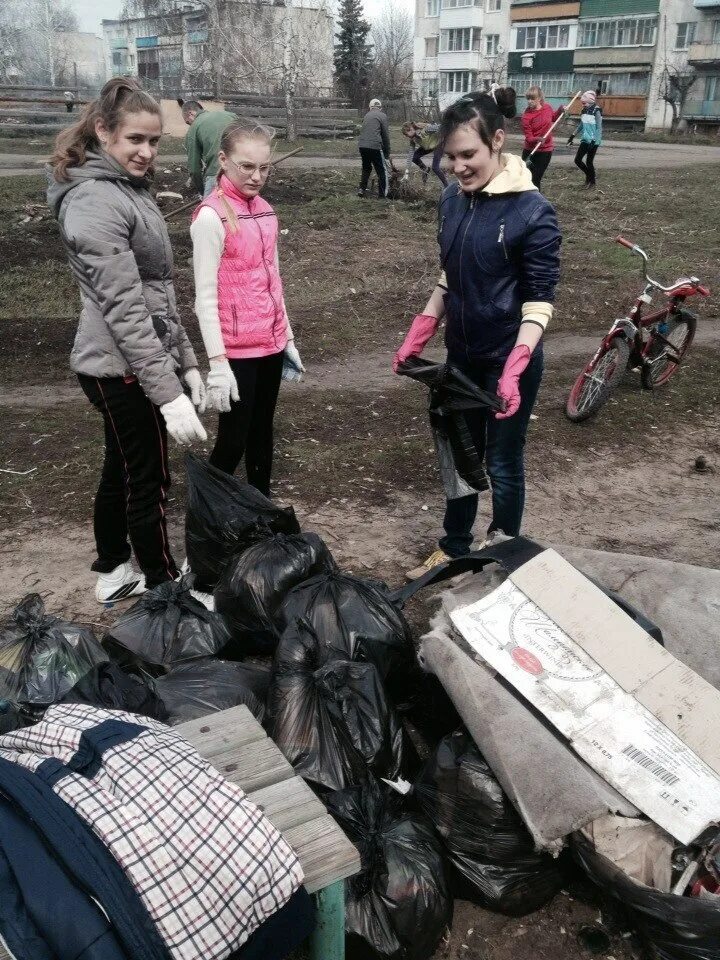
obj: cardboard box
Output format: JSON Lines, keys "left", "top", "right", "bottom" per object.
{"left": 450, "top": 548, "right": 720, "bottom": 844}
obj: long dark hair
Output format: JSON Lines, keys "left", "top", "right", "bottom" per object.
{"left": 439, "top": 87, "right": 517, "bottom": 152}
{"left": 50, "top": 77, "right": 161, "bottom": 182}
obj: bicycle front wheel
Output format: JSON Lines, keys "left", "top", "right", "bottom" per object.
{"left": 565, "top": 337, "right": 630, "bottom": 422}
{"left": 641, "top": 311, "right": 696, "bottom": 389}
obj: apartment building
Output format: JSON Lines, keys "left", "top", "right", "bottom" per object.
{"left": 414, "top": 0, "right": 720, "bottom": 127}
{"left": 413, "top": 0, "right": 512, "bottom": 108}
{"left": 507, "top": 0, "right": 580, "bottom": 107}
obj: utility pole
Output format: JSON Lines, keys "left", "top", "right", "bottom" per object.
{"left": 42, "top": 0, "right": 56, "bottom": 87}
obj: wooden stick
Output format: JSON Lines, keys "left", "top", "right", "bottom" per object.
{"left": 163, "top": 145, "right": 305, "bottom": 220}
{"left": 526, "top": 91, "right": 581, "bottom": 164}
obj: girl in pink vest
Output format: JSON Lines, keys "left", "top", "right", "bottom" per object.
{"left": 191, "top": 122, "right": 303, "bottom": 494}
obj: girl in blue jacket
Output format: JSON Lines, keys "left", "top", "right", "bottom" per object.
{"left": 568, "top": 90, "right": 603, "bottom": 188}
{"left": 393, "top": 86, "right": 561, "bottom": 578}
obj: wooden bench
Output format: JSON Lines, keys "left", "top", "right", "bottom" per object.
{"left": 0, "top": 704, "right": 361, "bottom": 960}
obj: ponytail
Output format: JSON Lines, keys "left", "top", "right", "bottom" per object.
{"left": 439, "top": 86, "right": 517, "bottom": 152}
{"left": 49, "top": 77, "right": 161, "bottom": 182}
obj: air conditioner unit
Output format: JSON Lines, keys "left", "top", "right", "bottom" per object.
{"left": 521, "top": 52, "right": 534, "bottom": 68}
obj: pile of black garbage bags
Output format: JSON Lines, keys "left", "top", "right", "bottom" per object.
{"left": 4, "top": 455, "right": 674, "bottom": 960}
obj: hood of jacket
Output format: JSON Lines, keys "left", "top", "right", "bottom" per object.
{"left": 47, "top": 150, "right": 150, "bottom": 218}
{"left": 482, "top": 152, "right": 537, "bottom": 195}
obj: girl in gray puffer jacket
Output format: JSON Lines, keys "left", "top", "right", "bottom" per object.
{"left": 48, "top": 78, "right": 207, "bottom": 604}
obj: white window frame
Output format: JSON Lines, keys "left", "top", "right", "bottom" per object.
{"left": 578, "top": 15, "right": 657, "bottom": 49}
{"left": 440, "top": 27, "right": 481, "bottom": 52}
{"left": 426, "top": 0, "right": 439, "bottom": 17}
{"left": 675, "top": 22, "right": 696, "bottom": 50}
{"left": 421, "top": 76, "right": 439, "bottom": 98}
{"left": 441, "top": 0, "right": 481, "bottom": 10}
{"left": 486, "top": 0, "right": 501, "bottom": 11}
{"left": 713, "top": 19, "right": 720, "bottom": 43}
{"left": 508, "top": 71, "right": 574, "bottom": 97}
{"left": 485, "top": 33, "right": 500, "bottom": 55}
{"left": 440, "top": 69, "right": 476, "bottom": 93}
{"left": 515, "top": 21, "right": 570, "bottom": 51}
{"left": 425, "top": 36, "right": 439, "bottom": 57}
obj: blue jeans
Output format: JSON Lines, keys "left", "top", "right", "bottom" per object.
{"left": 439, "top": 350, "right": 544, "bottom": 557}
{"left": 411, "top": 146, "right": 448, "bottom": 187}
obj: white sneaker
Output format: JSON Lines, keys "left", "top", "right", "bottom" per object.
{"left": 95, "top": 562, "right": 146, "bottom": 604}
{"left": 478, "top": 530, "right": 510, "bottom": 550}
{"left": 190, "top": 589, "right": 215, "bottom": 611}
{"left": 180, "top": 557, "right": 190, "bottom": 575}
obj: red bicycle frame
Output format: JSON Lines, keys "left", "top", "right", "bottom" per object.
{"left": 594, "top": 236, "right": 709, "bottom": 364}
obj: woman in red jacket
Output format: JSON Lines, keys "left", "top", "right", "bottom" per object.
{"left": 520, "top": 85, "right": 565, "bottom": 189}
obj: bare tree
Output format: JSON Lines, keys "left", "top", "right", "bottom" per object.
{"left": 658, "top": 58, "right": 697, "bottom": 132}
{"left": 119, "top": 0, "right": 334, "bottom": 141}
{"left": 371, "top": 2, "right": 413, "bottom": 97}
{"left": 0, "top": 0, "right": 79, "bottom": 85}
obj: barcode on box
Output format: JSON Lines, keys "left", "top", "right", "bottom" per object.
{"left": 622, "top": 745, "right": 680, "bottom": 787}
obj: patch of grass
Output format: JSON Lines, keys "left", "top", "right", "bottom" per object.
{"left": 0, "top": 261, "right": 78, "bottom": 321}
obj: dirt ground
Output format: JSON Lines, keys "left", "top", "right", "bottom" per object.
{"left": 1, "top": 157, "right": 719, "bottom": 959}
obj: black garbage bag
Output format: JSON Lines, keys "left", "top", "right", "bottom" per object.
{"left": 185, "top": 454, "right": 300, "bottom": 588}
{"left": 103, "top": 578, "right": 231, "bottom": 676}
{"left": 60, "top": 661, "right": 169, "bottom": 721}
{"left": 154, "top": 659, "right": 268, "bottom": 725}
{"left": 0, "top": 595, "right": 108, "bottom": 718}
{"left": 277, "top": 572, "right": 413, "bottom": 685}
{"left": 398, "top": 357, "right": 504, "bottom": 500}
{"left": 573, "top": 833, "right": 720, "bottom": 960}
{"left": 269, "top": 619, "right": 405, "bottom": 791}
{"left": 415, "top": 729, "right": 563, "bottom": 917}
{"left": 214, "top": 533, "right": 336, "bottom": 656}
{"left": 325, "top": 779, "right": 453, "bottom": 960}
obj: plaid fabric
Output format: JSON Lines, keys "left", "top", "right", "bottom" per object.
{"left": 0, "top": 704, "right": 303, "bottom": 960}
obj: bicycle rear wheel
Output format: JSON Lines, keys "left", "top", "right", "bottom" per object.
{"left": 641, "top": 311, "right": 696, "bottom": 389}
{"left": 565, "top": 337, "right": 630, "bottom": 422}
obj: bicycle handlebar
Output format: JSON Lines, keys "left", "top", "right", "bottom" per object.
{"left": 614, "top": 235, "right": 705, "bottom": 295}
{"left": 615, "top": 235, "right": 635, "bottom": 250}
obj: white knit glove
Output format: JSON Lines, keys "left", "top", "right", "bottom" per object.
{"left": 160, "top": 393, "right": 208, "bottom": 445}
{"left": 203, "top": 359, "right": 240, "bottom": 413}
{"left": 282, "top": 340, "right": 305, "bottom": 382}
{"left": 182, "top": 368, "right": 206, "bottom": 409}
{"left": 402, "top": 170, "right": 410, "bottom": 182}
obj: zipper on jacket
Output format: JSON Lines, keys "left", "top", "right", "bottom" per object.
{"left": 458, "top": 196, "right": 478, "bottom": 356}
{"left": 498, "top": 220, "right": 508, "bottom": 261}
{"left": 231, "top": 305, "right": 238, "bottom": 339}
{"left": 250, "top": 199, "right": 282, "bottom": 350}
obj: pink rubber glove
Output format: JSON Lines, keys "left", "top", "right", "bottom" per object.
{"left": 392, "top": 314, "right": 440, "bottom": 372}
{"left": 495, "top": 344, "right": 532, "bottom": 419}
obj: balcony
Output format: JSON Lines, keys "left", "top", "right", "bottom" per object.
{"left": 688, "top": 41, "right": 720, "bottom": 63}
{"left": 685, "top": 98, "right": 720, "bottom": 117}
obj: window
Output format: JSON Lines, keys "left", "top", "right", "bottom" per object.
{"left": 675, "top": 23, "right": 696, "bottom": 49}
{"left": 515, "top": 22, "right": 570, "bottom": 51}
{"left": 705, "top": 75, "right": 720, "bottom": 100}
{"left": 508, "top": 71, "right": 574, "bottom": 97}
{"left": 442, "top": 0, "right": 481, "bottom": 10}
{"left": 713, "top": 20, "right": 720, "bottom": 43}
{"left": 421, "top": 76, "right": 439, "bottom": 98}
{"left": 137, "top": 47, "right": 159, "bottom": 81}
{"left": 425, "top": 36, "right": 439, "bottom": 57}
{"left": 440, "top": 70, "right": 476, "bottom": 93}
{"left": 486, "top": 0, "right": 501, "bottom": 10}
{"left": 426, "top": 0, "right": 439, "bottom": 16}
{"left": 440, "top": 27, "right": 481, "bottom": 52}
{"left": 578, "top": 16, "right": 657, "bottom": 48}
{"left": 485, "top": 33, "right": 500, "bottom": 55}
{"left": 576, "top": 72, "right": 649, "bottom": 95}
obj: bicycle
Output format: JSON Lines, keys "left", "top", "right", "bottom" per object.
{"left": 565, "top": 236, "right": 710, "bottom": 422}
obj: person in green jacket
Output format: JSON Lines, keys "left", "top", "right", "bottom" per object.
{"left": 180, "top": 99, "right": 238, "bottom": 197}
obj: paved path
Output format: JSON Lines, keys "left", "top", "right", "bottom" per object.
{"left": 0, "top": 136, "right": 718, "bottom": 177}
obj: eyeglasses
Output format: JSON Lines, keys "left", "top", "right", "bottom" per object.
{"left": 227, "top": 157, "right": 271, "bottom": 177}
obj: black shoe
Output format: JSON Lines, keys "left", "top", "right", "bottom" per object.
{"left": 357, "top": 189, "right": 367, "bottom": 198}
